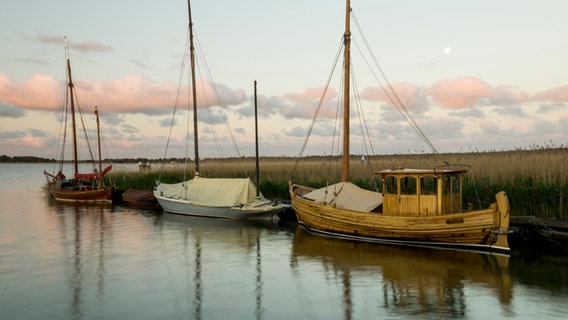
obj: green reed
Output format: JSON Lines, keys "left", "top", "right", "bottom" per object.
{"left": 106, "top": 148, "right": 568, "bottom": 219}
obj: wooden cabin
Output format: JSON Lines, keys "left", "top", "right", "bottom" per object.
{"left": 375, "top": 168, "right": 469, "bottom": 217}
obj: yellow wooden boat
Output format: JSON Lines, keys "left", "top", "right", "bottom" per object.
{"left": 289, "top": 0, "right": 511, "bottom": 254}
{"left": 290, "top": 166, "right": 510, "bottom": 253}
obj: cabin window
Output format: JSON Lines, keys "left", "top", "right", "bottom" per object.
{"left": 400, "top": 177, "right": 417, "bottom": 195}
{"left": 420, "top": 176, "right": 437, "bottom": 195}
{"left": 384, "top": 176, "right": 397, "bottom": 194}
{"left": 443, "top": 174, "right": 461, "bottom": 195}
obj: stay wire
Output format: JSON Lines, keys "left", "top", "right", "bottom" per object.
{"left": 194, "top": 32, "right": 248, "bottom": 176}
{"left": 290, "top": 38, "right": 344, "bottom": 180}
{"left": 351, "top": 12, "right": 438, "bottom": 154}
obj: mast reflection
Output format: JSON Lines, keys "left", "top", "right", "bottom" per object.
{"left": 160, "top": 214, "right": 279, "bottom": 319}
{"left": 49, "top": 201, "right": 110, "bottom": 320}
{"left": 291, "top": 227, "right": 512, "bottom": 319}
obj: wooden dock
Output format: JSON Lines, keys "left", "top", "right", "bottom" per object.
{"left": 510, "top": 216, "right": 568, "bottom": 253}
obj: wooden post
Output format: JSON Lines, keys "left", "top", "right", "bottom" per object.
{"left": 560, "top": 190, "right": 564, "bottom": 220}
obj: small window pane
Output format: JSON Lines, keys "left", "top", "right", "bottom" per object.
{"left": 384, "top": 176, "right": 397, "bottom": 194}
{"left": 401, "top": 177, "right": 417, "bottom": 195}
{"left": 421, "top": 176, "right": 437, "bottom": 195}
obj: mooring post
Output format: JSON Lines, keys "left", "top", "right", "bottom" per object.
{"left": 560, "top": 190, "right": 564, "bottom": 220}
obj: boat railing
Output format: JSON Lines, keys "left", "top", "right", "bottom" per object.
{"left": 433, "top": 163, "right": 471, "bottom": 175}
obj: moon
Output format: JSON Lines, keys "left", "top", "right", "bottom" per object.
{"left": 444, "top": 46, "right": 452, "bottom": 54}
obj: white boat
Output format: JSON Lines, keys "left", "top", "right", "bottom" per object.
{"left": 154, "top": 1, "right": 288, "bottom": 219}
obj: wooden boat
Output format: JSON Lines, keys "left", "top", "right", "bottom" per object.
{"left": 154, "top": 1, "right": 288, "bottom": 219}
{"left": 288, "top": 0, "right": 511, "bottom": 253}
{"left": 44, "top": 37, "right": 113, "bottom": 203}
{"left": 121, "top": 189, "right": 159, "bottom": 208}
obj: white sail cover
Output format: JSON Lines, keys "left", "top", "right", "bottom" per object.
{"left": 303, "top": 182, "right": 382, "bottom": 213}
{"left": 156, "top": 176, "right": 265, "bottom": 207}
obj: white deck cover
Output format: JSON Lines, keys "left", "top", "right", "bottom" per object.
{"left": 156, "top": 176, "right": 265, "bottom": 207}
{"left": 303, "top": 182, "right": 382, "bottom": 213}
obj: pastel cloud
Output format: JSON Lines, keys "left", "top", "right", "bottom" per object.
{"left": 532, "top": 85, "right": 568, "bottom": 102}
{"left": 355, "top": 78, "right": 531, "bottom": 116}
{"left": 0, "top": 74, "right": 63, "bottom": 110}
{"left": 36, "top": 35, "right": 113, "bottom": 53}
{"left": 280, "top": 87, "right": 338, "bottom": 119}
{"left": 0, "top": 73, "right": 247, "bottom": 115}
{"left": 425, "top": 77, "right": 495, "bottom": 109}
{"left": 425, "top": 77, "right": 531, "bottom": 109}
{"left": 360, "top": 82, "right": 429, "bottom": 114}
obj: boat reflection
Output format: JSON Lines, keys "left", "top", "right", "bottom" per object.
{"left": 47, "top": 201, "right": 111, "bottom": 320}
{"left": 291, "top": 227, "right": 513, "bottom": 319}
{"left": 159, "top": 214, "right": 283, "bottom": 320}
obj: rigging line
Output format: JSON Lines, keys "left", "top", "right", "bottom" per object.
{"left": 194, "top": 57, "right": 223, "bottom": 157}
{"left": 328, "top": 70, "right": 343, "bottom": 183}
{"left": 195, "top": 58, "right": 226, "bottom": 161}
{"left": 74, "top": 88, "right": 97, "bottom": 168}
{"left": 351, "top": 66, "right": 378, "bottom": 177}
{"left": 352, "top": 35, "right": 434, "bottom": 152}
{"left": 350, "top": 67, "right": 369, "bottom": 156}
{"left": 351, "top": 12, "right": 439, "bottom": 154}
{"left": 57, "top": 84, "right": 69, "bottom": 172}
{"left": 159, "top": 28, "right": 191, "bottom": 178}
{"left": 290, "top": 38, "right": 345, "bottom": 179}
{"left": 190, "top": 45, "right": 222, "bottom": 159}
{"left": 193, "top": 31, "right": 248, "bottom": 177}
{"left": 95, "top": 104, "right": 111, "bottom": 165}
{"left": 194, "top": 33, "right": 243, "bottom": 160}
{"left": 53, "top": 53, "right": 70, "bottom": 173}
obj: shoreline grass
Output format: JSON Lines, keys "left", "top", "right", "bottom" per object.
{"left": 106, "top": 148, "right": 568, "bottom": 219}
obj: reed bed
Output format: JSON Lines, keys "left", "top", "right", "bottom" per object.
{"left": 107, "top": 148, "right": 568, "bottom": 219}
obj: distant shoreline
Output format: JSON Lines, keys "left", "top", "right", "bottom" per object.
{"left": 2, "top": 146, "right": 566, "bottom": 163}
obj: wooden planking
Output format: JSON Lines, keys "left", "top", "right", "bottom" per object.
{"left": 291, "top": 184, "right": 506, "bottom": 247}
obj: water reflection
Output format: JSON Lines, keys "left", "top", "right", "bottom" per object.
{"left": 291, "top": 227, "right": 513, "bottom": 319}
{"left": 47, "top": 201, "right": 111, "bottom": 320}
{"left": 159, "top": 214, "right": 281, "bottom": 320}
{"left": 6, "top": 164, "right": 568, "bottom": 319}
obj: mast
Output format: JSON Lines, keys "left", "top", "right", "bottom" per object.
{"left": 342, "top": 0, "right": 351, "bottom": 182}
{"left": 188, "top": 0, "right": 200, "bottom": 175}
{"left": 65, "top": 37, "right": 79, "bottom": 176}
{"left": 95, "top": 105, "right": 102, "bottom": 173}
{"left": 254, "top": 80, "right": 260, "bottom": 198}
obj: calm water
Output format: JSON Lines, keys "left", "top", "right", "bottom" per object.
{"left": 1, "top": 163, "right": 567, "bottom": 320}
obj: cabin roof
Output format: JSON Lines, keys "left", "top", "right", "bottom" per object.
{"left": 374, "top": 168, "right": 469, "bottom": 175}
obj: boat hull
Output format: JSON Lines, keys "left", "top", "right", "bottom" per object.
{"left": 154, "top": 193, "right": 288, "bottom": 219}
{"left": 48, "top": 185, "right": 113, "bottom": 203}
{"left": 290, "top": 184, "right": 510, "bottom": 254}
{"left": 121, "top": 189, "right": 159, "bottom": 208}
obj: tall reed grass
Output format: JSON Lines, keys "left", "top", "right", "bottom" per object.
{"left": 106, "top": 148, "right": 568, "bottom": 219}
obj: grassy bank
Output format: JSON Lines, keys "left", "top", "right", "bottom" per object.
{"left": 106, "top": 148, "right": 568, "bottom": 219}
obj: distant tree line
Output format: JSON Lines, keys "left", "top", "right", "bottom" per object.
{"left": 0, "top": 155, "right": 54, "bottom": 163}
{"left": 0, "top": 155, "right": 192, "bottom": 163}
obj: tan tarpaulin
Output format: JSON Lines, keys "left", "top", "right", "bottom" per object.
{"left": 303, "top": 182, "right": 382, "bottom": 213}
{"left": 156, "top": 176, "right": 265, "bottom": 207}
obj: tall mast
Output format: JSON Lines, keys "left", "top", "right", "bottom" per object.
{"left": 95, "top": 105, "right": 102, "bottom": 173}
{"left": 254, "top": 80, "right": 260, "bottom": 198}
{"left": 65, "top": 37, "right": 79, "bottom": 176}
{"left": 342, "top": 0, "right": 351, "bottom": 182}
{"left": 188, "top": 0, "right": 200, "bottom": 175}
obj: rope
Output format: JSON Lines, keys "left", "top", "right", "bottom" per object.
{"left": 194, "top": 34, "right": 244, "bottom": 158}
{"left": 527, "top": 216, "right": 568, "bottom": 252}
{"left": 289, "top": 38, "right": 344, "bottom": 180}
{"left": 158, "top": 26, "right": 191, "bottom": 181}
{"left": 351, "top": 13, "right": 438, "bottom": 154}
{"left": 159, "top": 24, "right": 250, "bottom": 179}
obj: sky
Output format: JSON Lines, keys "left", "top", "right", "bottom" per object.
{"left": 1, "top": 0, "right": 567, "bottom": 160}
